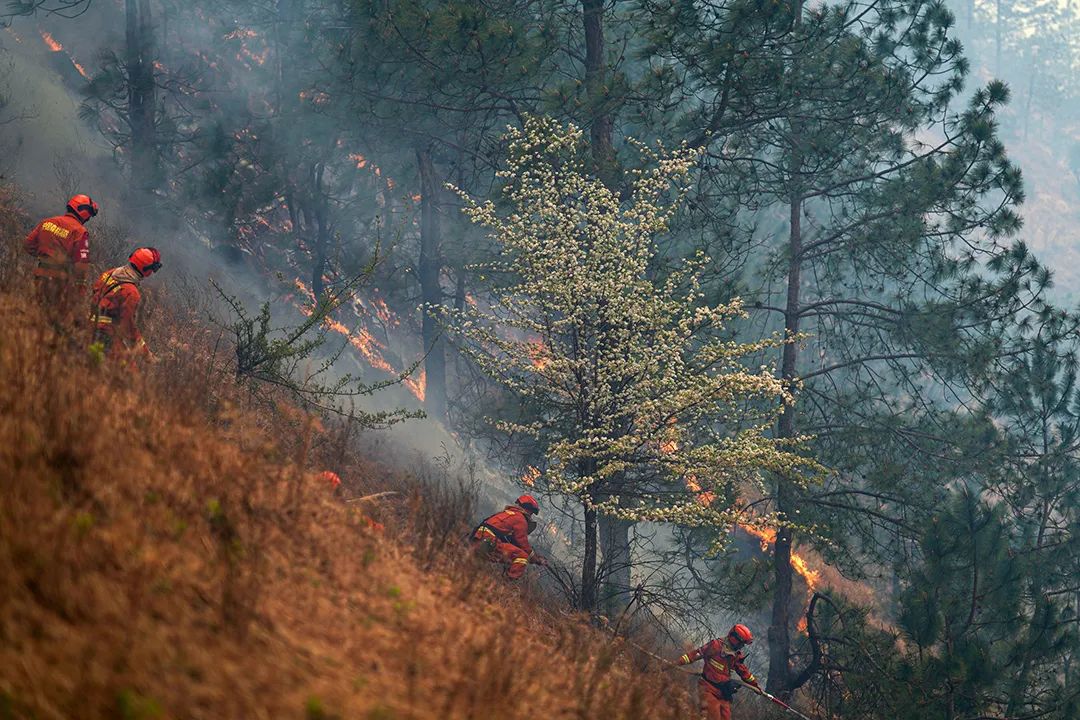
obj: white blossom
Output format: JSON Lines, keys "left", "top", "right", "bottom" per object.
{"left": 439, "top": 116, "right": 818, "bottom": 541}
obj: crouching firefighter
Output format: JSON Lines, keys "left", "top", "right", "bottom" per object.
{"left": 676, "top": 624, "right": 761, "bottom": 720}
{"left": 469, "top": 494, "right": 548, "bottom": 579}
{"left": 90, "top": 247, "right": 162, "bottom": 363}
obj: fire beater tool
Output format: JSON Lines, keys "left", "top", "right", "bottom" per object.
{"left": 744, "top": 684, "right": 814, "bottom": 720}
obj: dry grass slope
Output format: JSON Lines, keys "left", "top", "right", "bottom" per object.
{"left": 0, "top": 194, "right": 702, "bottom": 720}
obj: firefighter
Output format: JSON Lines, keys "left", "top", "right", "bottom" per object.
{"left": 90, "top": 247, "right": 162, "bottom": 363}
{"left": 676, "top": 624, "right": 762, "bottom": 720}
{"left": 23, "top": 194, "right": 98, "bottom": 318}
{"left": 470, "top": 494, "right": 548, "bottom": 579}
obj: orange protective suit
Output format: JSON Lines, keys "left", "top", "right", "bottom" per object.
{"left": 90, "top": 265, "right": 150, "bottom": 360}
{"left": 470, "top": 505, "right": 534, "bottom": 579}
{"left": 678, "top": 637, "right": 760, "bottom": 720}
{"left": 24, "top": 212, "right": 91, "bottom": 315}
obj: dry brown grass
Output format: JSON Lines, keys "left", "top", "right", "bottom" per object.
{"left": 0, "top": 209, "right": 703, "bottom": 719}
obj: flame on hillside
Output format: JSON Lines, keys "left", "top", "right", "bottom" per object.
{"left": 522, "top": 465, "right": 540, "bottom": 487}
{"left": 741, "top": 524, "right": 820, "bottom": 592}
{"left": 659, "top": 428, "right": 821, "bottom": 631}
{"left": 39, "top": 31, "right": 90, "bottom": 79}
{"left": 526, "top": 338, "right": 549, "bottom": 370}
{"left": 292, "top": 278, "right": 425, "bottom": 402}
{"left": 40, "top": 31, "right": 62, "bottom": 52}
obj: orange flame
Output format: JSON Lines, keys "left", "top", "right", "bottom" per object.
{"left": 658, "top": 434, "right": 715, "bottom": 506}
{"left": 740, "top": 524, "right": 819, "bottom": 593}
{"left": 404, "top": 369, "right": 426, "bottom": 402}
{"left": 39, "top": 31, "right": 89, "bottom": 79}
{"left": 526, "top": 338, "right": 549, "bottom": 370}
{"left": 372, "top": 297, "right": 397, "bottom": 326}
{"left": 293, "top": 278, "right": 425, "bottom": 402}
{"left": 40, "top": 31, "right": 62, "bottom": 52}
{"left": 658, "top": 419, "right": 822, "bottom": 607}
{"left": 522, "top": 466, "right": 540, "bottom": 487}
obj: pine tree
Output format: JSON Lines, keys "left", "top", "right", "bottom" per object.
{"left": 639, "top": 0, "right": 1052, "bottom": 692}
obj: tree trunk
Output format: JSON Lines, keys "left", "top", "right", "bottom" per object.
{"left": 582, "top": 0, "right": 616, "bottom": 185}
{"left": 126, "top": 0, "right": 157, "bottom": 191}
{"left": 768, "top": 194, "right": 804, "bottom": 695}
{"left": 310, "top": 163, "right": 330, "bottom": 302}
{"left": 581, "top": 0, "right": 627, "bottom": 619}
{"left": 768, "top": 1, "right": 806, "bottom": 693}
{"left": 581, "top": 502, "right": 599, "bottom": 612}
{"left": 416, "top": 148, "right": 448, "bottom": 420}
{"left": 599, "top": 513, "right": 632, "bottom": 618}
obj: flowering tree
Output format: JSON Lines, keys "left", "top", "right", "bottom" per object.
{"left": 443, "top": 116, "right": 815, "bottom": 611}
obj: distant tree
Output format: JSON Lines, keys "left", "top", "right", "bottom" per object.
{"left": 341, "top": 0, "right": 563, "bottom": 422}
{"left": 443, "top": 116, "right": 816, "bottom": 612}
{"left": 78, "top": 0, "right": 163, "bottom": 191}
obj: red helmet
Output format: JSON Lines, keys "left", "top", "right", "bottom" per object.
{"left": 728, "top": 624, "right": 753, "bottom": 645}
{"left": 516, "top": 494, "right": 540, "bottom": 515}
{"left": 66, "top": 194, "right": 99, "bottom": 223}
{"left": 129, "top": 247, "right": 162, "bottom": 276}
{"left": 320, "top": 470, "right": 342, "bottom": 489}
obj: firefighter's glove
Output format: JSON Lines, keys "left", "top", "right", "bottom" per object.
{"left": 718, "top": 680, "right": 740, "bottom": 700}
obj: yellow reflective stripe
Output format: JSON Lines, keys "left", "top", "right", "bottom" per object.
{"left": 679, "top": 654, "right": 691, "bottom": 665}
{"left": 511, "top": 557, "right": 529, "bottom": 565}
{"left": 92, "top": 316, "right": 114, "bottom": 324}
{"left": 476, "top": 527, "right": 497, "bottom": 539}
{"left": 709, "top": 659, "right": 727, "bottom": 671}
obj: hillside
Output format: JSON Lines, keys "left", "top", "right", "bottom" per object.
{"left": 0, "top": 197, "right": 706, "bottom": 719}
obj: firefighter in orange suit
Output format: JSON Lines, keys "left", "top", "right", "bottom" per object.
{"left": 677, "top": 624, "right": 761, "bottom": 720}
{"left": 90, "top": 247, "right": 162, "bottom": 362}
{"left": 470, "top": 494, "right": 547, "bottom": 579}
{"left": 24, "top": 194, "right": 98, "bottom": 315}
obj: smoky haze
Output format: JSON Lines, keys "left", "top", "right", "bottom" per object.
{"left": 5, "top": 1, "right": 1080, "bottom": 714}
